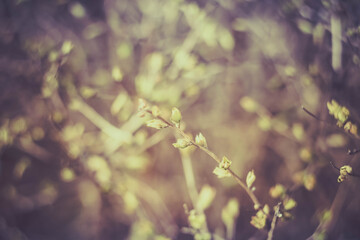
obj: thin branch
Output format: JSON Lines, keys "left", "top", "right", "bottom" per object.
{"left": 145, "top": 109, "right": 263, "bottom": 211}
{"left": 347, "top": 148, "right": 360, "bottom": 155}
{"left": 329, "top": 160, "right": 340, "bottom": 171}
{"left": 301, "top": 106, "right": 328, "bottom": 123}
{"left": 267, "top": 202, "right": 282, "bottom": 240}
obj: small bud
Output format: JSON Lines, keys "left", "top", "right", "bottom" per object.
{"left": 246, "top": 170, "right": 256, "bottom": 189}
{"left": 151, "top": 106, "right": 161, "bottom": 117}
{"left": 138, "top": 98, "right": 148, "bottom": 111}
{"left": 171, "top": 107, "right": 182, "bottom": 125}
{"left": 172, "top": 139, "right": 191, "bottom": 149}
{"left": 146, "top": 119, "right": 168, "bottom": 129}
{"left": 195, "top": 132, "right": 207, "bottom": 148}
{"left": 219, "top": 156, "right": 232, "bottom": 170}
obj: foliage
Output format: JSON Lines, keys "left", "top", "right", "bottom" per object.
{"left": 1, "top": 0, "right": 360, "bottom": 239}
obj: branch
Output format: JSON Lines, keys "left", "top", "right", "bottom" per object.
{"left": 144, "top": 109, "right": 263, "bottom": 210}
{"left": 267, "top": 202, "right": 282, "bottom": 240}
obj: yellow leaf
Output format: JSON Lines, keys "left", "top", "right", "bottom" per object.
{"left": 283, "top": 197, "right": 297, "bottom": 210}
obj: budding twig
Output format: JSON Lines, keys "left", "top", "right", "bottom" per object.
{"left": 143, "top": 109, "right": 263, "bottom": 211}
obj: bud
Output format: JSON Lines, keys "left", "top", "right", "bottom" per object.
{"left": 171, "top": 107, "right": 182, "bottom": 125}
{"left": 172, "top": 139, "right": 191, "bottom": 149}
{"left": 138, "top": 98, "right": 148, "bottom": 111}
{"left": 146, "top": 119, "right": 168, "bottom": 129}
{"left": 219, "top": 156, "right": 232, "bottom": 170}
{"left": 151, "top": 106, "right": 161, "bottom": 117}
{"left": 246, "top": 170, "right": 256, "bottom": 189}
{"left": 195, "top": 132, "right": 207, "bottom": 148}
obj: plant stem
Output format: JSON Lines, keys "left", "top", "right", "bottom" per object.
{"left": 146, "top": 110, "right": 263, "bottom": 210}
{"left": 267, "top": 202, "right": 281, "bottom": 240}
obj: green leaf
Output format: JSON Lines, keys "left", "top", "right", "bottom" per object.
{"left": 283, "top": 197, "right": 297, "bottom": 210}
{"left": 239, "top": 96, "right": 259, "bottom": 113}
{"left": 213, "top": 167, "right": 231, "bottom": 178}
{"left": 269, "top": 184, "right": 286, "bottom": 199}
{"left": 188, "top": 210, "right": 206, "bottom": 230}
{"left": 172, "top": 139, "right": 191, "bottom": 149}
{"left": 250, "top": 205, "right": 269, "bottom": 229}
{"left": 146, "top": 119, "right": 168, "bottom": 129}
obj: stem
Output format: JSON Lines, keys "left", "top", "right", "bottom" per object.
{"left": 146, "top": 110, "right": 263, "bottom": 210}
{"left": 267, "top": 202, "right": 281, "bottom": 240}
{"left": 180, "top": 151, "right": 199, "bottom": 208}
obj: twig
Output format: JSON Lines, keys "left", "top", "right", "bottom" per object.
{"left": 267, "top": 202, "right": 282, "bottom": 240}
{"left": 347, "top": 148, "right": 360, "bottom": 155}
{"left": 145, "top": 110, "right": 263, "bottom": 211}
{"left": 301, "top": 106, "right": 327, "bottom": 123}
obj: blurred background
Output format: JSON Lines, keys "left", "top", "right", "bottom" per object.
{"left": 1, "top": 0, "right": 360, "bottom": 239}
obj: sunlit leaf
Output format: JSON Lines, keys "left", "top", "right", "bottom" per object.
{"left": 111, "top": 93, "right": 128, "bottom": 115}
{"left": 213, "top": 167, "right": 231, "bottom": 178}
{"left": 70, "top": 2, "right": 86, "bottom": 18}
{"left": 112, "top": 66, "right": 123, "bottom": 82}
{"left": 172, "top": 139, "right": 191, "bottom": 149}
{"left": 61, "top": 168, "right": 75, "bottom": 182}
{"left": 188, "top": 210, "right": 206, "bottom": 230}
{"left": 219, "top": 29, "right": 235, "bottom": 51}
{"left": 269, "top": 184, "right": 286, "bottom": 199}
{"left": 146, "top": 119, "right": 168, "bottom": 129}
{"left": 283, "top": 197, "right": 297, "bottom": 210}
{"left": 239, "top": 97, "right": 259, "bottom": 113}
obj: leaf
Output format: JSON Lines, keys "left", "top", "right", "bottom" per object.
{"left": 172, "top": 139, "right": 191, "bottom": 149}
{"left": 188, "top": 210, "right": 206, "bottom": 230}
{"left": 269, "top": 184, "right": 286, "bottom": 199}
{"left": 246, "top": 170, "right": 256, "bottom": 189}
{"left": 213, "top": 167, "right": 231, "bottom": 178}
{"left": 146, "top": 119, "right": 168, "bottom": 129}
{"left": 239, "top": 96, "right": 259, "bottom": 113}
{"left": 283, "top": 197, "right": 297, "bottom": 210}
{"left": 303, "top": 173, "right": 316, "bottom": 191}
{"left": 250, "top": 205, "right": 269, "bottom": 229}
